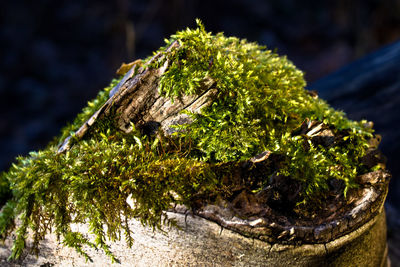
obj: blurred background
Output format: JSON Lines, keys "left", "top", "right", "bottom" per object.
{"left": 1, "top": 0, "right": 400, "bottom": 259}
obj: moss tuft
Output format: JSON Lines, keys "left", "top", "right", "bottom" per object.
{"left": 0, "top": 20, "right": 376, "bottom": 261}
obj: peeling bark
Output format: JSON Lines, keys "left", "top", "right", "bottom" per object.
{"left": 172, "top": 156, "right": 391, "bottom": 244}
{"left": 58, "top": 41, "right": 217, "bottom": 153}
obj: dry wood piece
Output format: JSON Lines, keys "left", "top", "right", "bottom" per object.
{"left": 58, "top": 41, "right": 217, "bottom": 153}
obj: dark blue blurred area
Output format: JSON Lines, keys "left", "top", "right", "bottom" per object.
{"left": 1, "top": 0, "right": 400, "bottom": 198}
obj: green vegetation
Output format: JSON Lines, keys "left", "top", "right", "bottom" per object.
{"left": 0, "top": 20, "right": 375, "bottom": 261}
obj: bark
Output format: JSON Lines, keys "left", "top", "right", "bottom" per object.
{"left": 173, "top": 162, "right": 390, "bottom": 245}
{"left": 58, "top": 41, "right": 217, "bottom": 153}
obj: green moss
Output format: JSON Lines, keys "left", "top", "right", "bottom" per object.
{"left": 0, "top": 20, "right": 375, "bottom": 261}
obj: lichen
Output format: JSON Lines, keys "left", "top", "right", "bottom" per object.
{"left": 0, "top": 20, "right": 376, "bottom": 262}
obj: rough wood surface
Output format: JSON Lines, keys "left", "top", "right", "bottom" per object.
{"left": 172, "top": 166, "right": 390, "bottom": 245}
{"left": 58, "top": 41, "right": 217, "bottom": 153}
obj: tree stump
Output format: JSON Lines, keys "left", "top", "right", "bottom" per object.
{"left": 52, "top": 40, "right": 392, "bottom": 266}
{"left": 0, "top": 24, "right": 391, "bottom": 266}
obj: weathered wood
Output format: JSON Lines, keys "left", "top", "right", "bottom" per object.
{"left": 175, "top": 164, "right": 390, "bottom": 245}
{"left": 58, "top": 41, "right": 217, "bottom": 153}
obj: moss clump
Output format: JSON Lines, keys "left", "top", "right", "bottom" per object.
{"left": 0, "top": 20, "right": 375, "bottom": 261}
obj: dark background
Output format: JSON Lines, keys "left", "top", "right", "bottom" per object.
{"left": 2, "top": 0, "right": 400, "bottom": 170}
{"left": 1, "top": 0, "right": 400, "bottom": 255}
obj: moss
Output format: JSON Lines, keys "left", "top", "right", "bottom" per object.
{"left": 0, "top": 20, "right": 376, "bottom": 261}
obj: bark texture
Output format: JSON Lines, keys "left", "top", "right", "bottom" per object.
{"left": 172, "top": 167, "right": 390, "bottom": 245}
{"left": 58, "top": 41, "right": 217, "bottom": 153}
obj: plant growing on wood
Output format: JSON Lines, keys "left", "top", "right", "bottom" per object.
{"left": 0, "top": 20, "right": 379, "bottom": 262}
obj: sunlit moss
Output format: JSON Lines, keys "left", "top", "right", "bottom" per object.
{"left": 0, "top": 20, "right": 375, "bottom": 261}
